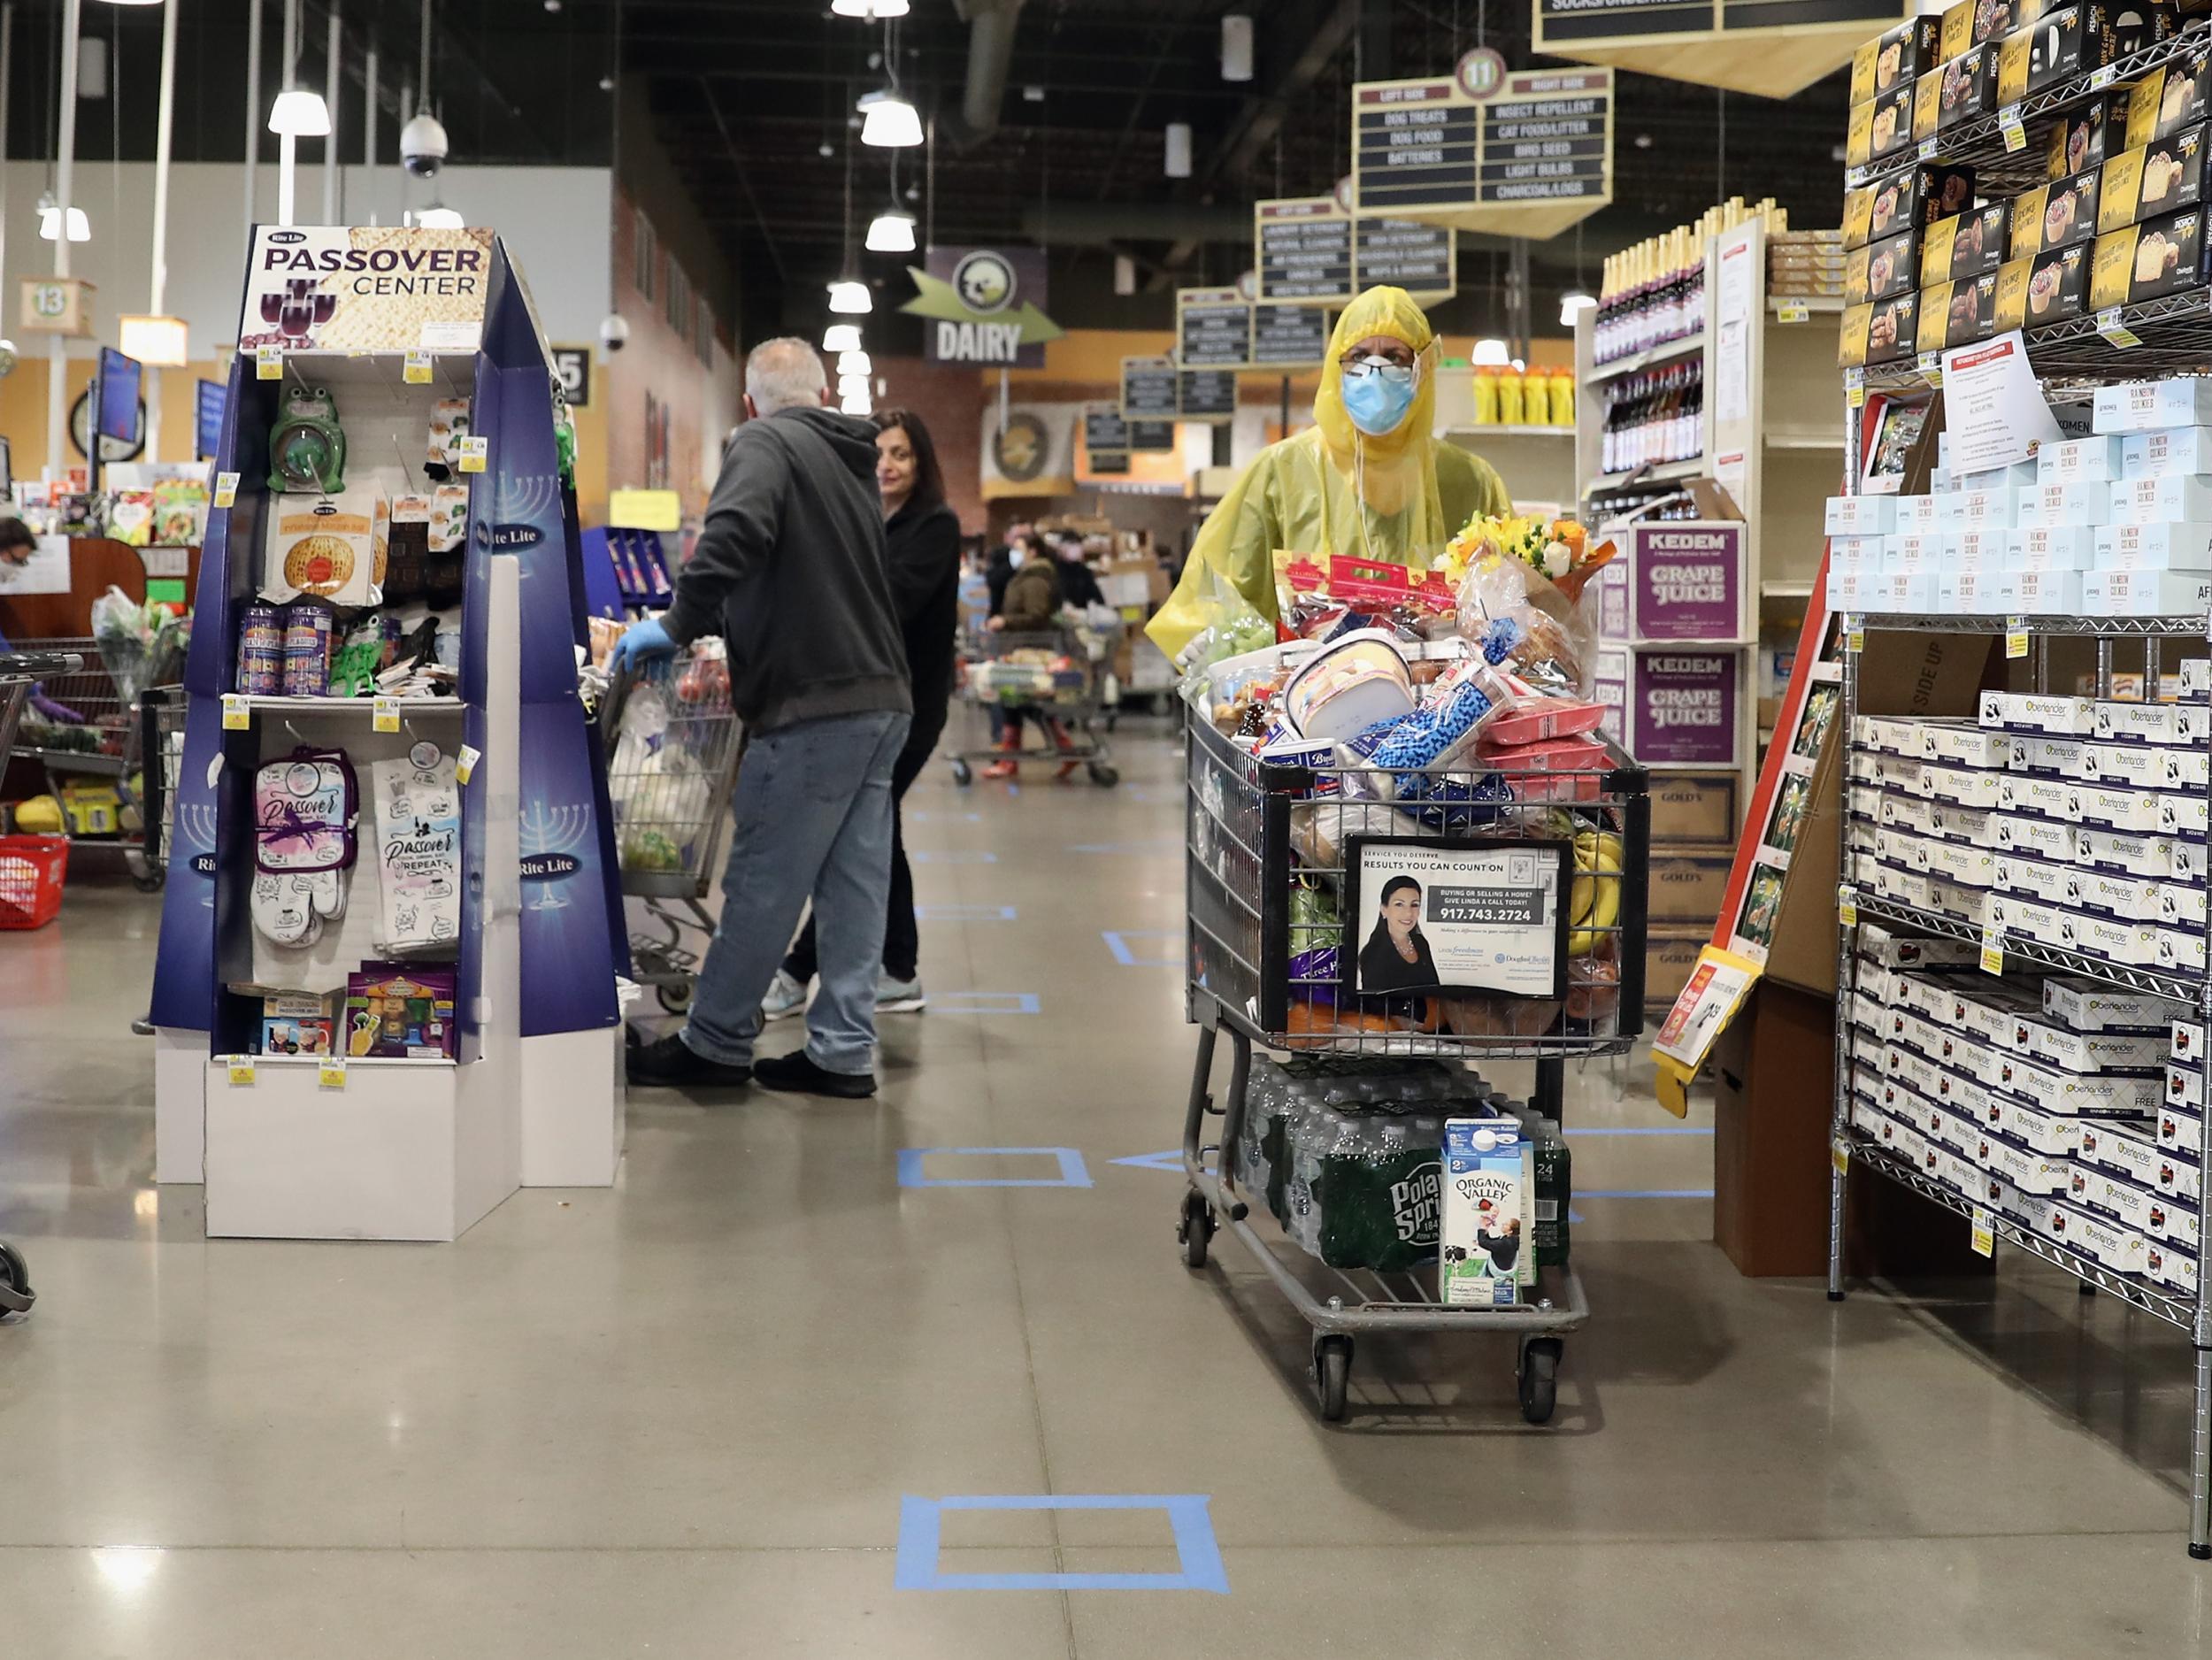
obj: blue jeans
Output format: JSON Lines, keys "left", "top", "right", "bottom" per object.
{"left": 681, "top": 709, "right": 910, "bottom": 1075}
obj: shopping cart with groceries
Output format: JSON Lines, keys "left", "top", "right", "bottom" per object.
{"left": 0, "top": 649, "right": 75, "bottom": 1318}
{"left": 1174, "top": 700, "right": 1651, "bottom": 1425}
{"left": 597, "top": 641, "right": 747, "bottom": 1014}
{"left": 124, "top": 685, "right": 189, "bottom": 892}
{"left": 949, "top": 618, "right": 1120, "bottom": 788}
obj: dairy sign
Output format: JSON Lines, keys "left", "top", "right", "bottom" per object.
{"left": 238, "top": 226, "right": 493, "bottom": 353}
{"left": 903, "top": 246, "right": 1064, "bottom": 368}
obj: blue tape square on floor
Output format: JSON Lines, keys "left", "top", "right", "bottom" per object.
{"left": 1110, "top": 1149, "right": 1185, "bottom": 1172}
{"left": 896, "top": 1495, "right": 1228, "bottom": 1593}
{"left": 1102, "top": 928, "right": 1181, "bottom": 967}
{"left": 897, "top": 1148, "right": 1093, "bottom": 1188}
{"left": 933, "top": 992, "right": 1040, "bottom": 1014}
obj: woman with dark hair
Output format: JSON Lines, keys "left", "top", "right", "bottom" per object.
{"left": 1358, "top": 874, "right": 1440, "bottom": 994}
{"left": 764, "top": 408, "right": 962, "bottom": 1019}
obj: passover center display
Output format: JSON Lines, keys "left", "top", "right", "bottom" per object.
{"left": 143, "top": 224, "right": 628, "bottom": 1235}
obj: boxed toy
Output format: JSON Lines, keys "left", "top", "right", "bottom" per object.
{"left": 1441, "top": 1118, "right": 1532, "bottom": 1306}
{"left": 342, "top": 963, "right": 457, "bottom": 1059}
{"left": 258, "top": 989, "right": 335, "bottom": 1057}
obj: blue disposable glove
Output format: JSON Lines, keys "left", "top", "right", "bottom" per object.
{"left": 611, "top": 617, "right": 677, "bottom": 673}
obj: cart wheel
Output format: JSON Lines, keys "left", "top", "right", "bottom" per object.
{"left": 1518, "top": 1337, "right": 1562, "bottom": 1426}
{"left": 132, "top": 869, "right": 165, "bottom": 894}
{"left": 951, "top": 759, "right": 974, "bottom": 788}
{"left": 656, "top": 981, "right": 694, "bottom": 1015}
{"left": 1087, "top": 762, "right": 1120, "bottom": 788}
{"left": 1176, "top": 1189, "right": 1213, "bottom": 1270}
{"left": 1313, "top": 1335, "right": 1352, "bottom": 1422}
{"left": 0, "top": 1240, "right": 35, "bottom": 1318}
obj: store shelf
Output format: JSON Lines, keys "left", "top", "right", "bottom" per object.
{"left": 1588, "top": 332, "right": 1704, "bottom": 381}
{"left": 1441, "top": 424, "right": 1576, "bottom": 440}
{"left": 1761, "top": 580, "right": 1814, "bottom": 598}
{"left": 1844, "top": 1135, "right": 2194, "bottom": 1331}
{"left": 1769, "top": 296, "right": 1846, "bottom": 318}
{"left": 1765, "top": 427, "right": 1842, "bottom": 450}
{"left": 1850, "top": 611, "right": 2211, "bottom": 637}
{"left": 251, "top": 1054, "right": 458, "bottom": 1069}
{"left": 1863, "top": 285, "right": 2212, "bottom": 394}
{"left": 1845, "top": 24, "right": 2212, "bottom": 195}
{"left": 233, "top": 695, "right": 466, "bottom": 714}
{"left": 12, "top": 745, "right": 127, "bottom": 775}
{"left": 1850, "top": 892, "right": 2203, "bottom": 1003}
{"left": 1586, "top": 457, "right": 1704, "bottom": 493}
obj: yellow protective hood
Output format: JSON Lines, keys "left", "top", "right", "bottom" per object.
{"left": 1312, "top": 285, "right": 1440, "bottom": 473}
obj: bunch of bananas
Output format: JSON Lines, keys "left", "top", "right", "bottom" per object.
{"left": 1568, "top": 829, "right": 1624, "bottom": 954}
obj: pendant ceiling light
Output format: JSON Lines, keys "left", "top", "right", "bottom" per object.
{"left": 268, "top": 87, "right": 331, "bottom": 136}
{"left": 865, "top": 206, "right": 917, "bottom": 253}
{"left": 823, "top": 323, "right": 864, "bottom": 353}
{"left": 858, "top": 89, "right": 923, "bottom": 148}
{"left": 840, "top": 388, "right": 873, "bottom": 415}
{"left": 1471, "top": 337, "right": 1511, "bottom": 366}
{"left": 413, "top": 204, "right": 465, "bottom": 228}
{"left": 827, "top": 280, "right": 873, "bottom": 315}
{"left": 832, "top": 0, "right": 909, "bottom": 14}
{"left": 36, "top": 195, "right": 89, "bottom": 242}
{"left": 836, "top": 350, "right": 872, "bottom": 376}
{"left": 1558, "top": 291, "right": 1595, "bottom": 327}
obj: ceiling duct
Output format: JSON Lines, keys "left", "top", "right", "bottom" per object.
{"left": 944, "top": 0, "right": 1026, "bottom": 148}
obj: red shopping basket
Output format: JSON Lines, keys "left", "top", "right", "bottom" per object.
{"left": 0, "top": 836, "right": 68, "bottom": 929}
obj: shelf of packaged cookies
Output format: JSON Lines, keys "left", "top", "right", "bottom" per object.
{"left": 1588, "top": 331, "right": 1704, "bottom": 383}
{"left": 1845, "top": 23, "right": 2212, "bottom": 194}
{"left": 1862, "top": 286, "right": 2212, "bottom": 392}
{"left": 1852, "top": 891, "right": 2203, "bottom": 1003}
{"left": 1840, "top": 1133, "right": 2196, "bottom": 1327}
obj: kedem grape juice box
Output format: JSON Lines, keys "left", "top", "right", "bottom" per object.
{"left": 1442, "top": 1119, "right": 1534, "bottom": 1306}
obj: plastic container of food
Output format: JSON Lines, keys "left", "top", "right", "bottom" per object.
{"left": 1279, "top": 628, "right": 1416, "bottom": 742}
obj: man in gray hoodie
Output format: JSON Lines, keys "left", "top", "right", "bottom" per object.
{"left": 618, "top": 337, "right": 912, "bottom": 1098}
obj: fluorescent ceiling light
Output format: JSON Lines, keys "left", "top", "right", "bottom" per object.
{"left": 268, "top": 88, "right": 333, "bottom": 137}
{"left": 1558, "top": 291, "right": 1596, "bottom": 327}
{"left": 865, "top": 209, "right": 918, "bottom": 253}
{"left": 1471, "top": 337, "right": 1511, "bottom": 366}
{"left": 38, "top": 203, "right": 89, "bottom": 242}
{"left": 1164, "top": 122, "right": 1193, "bottom": 178}
{"left": 827, "top": 280, "right": 873, "bottom": 315}
{"left": 823, "top": 323, "right": 864, "bottom": 353}
{"left": 837, "top": 350, "right": 872, "bottom": 375}
{"left": 857, "top": 90, "right": 924, "bottom": 149}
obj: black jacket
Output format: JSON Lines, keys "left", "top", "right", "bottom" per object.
{"left": 1056, "top": 557, "right": 1105, "bottom": 609}
{"left": 1359, "top": 925, "right": 1440, "bottom": 994}
{"left": 887, "top": 497, "right": 962, "bottom": 740}
{"left": 663, "top": 406, "right": 912, "bottom": 733}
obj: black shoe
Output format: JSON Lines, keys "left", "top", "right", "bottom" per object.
{"left": 625, "top": 1030, "right": 751, "bottom": 1089}
{"left": 754, "top": 1049, "right": 877, "bottom": 1098}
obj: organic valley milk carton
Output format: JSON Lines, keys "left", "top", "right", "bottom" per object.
{"left": 1442, "top": 1118, "right": 1532, "bottom": 1306}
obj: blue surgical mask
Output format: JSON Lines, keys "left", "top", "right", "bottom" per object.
{"left": 1341, "top": 357, "right": 1417, "bottom": 435}
{"left": 1007, "top": 546, "right": 1026, "bottom": 567}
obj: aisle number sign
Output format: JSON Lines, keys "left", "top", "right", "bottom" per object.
{"left": 1350, "top": 61, "right": 1614, "bottom": 241}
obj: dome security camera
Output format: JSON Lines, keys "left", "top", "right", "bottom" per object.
{"left": 600, "top": 313, "right": 630, "bottom": 353}
{"left": 400, "top": 111, "right": 449, "bottom": 179}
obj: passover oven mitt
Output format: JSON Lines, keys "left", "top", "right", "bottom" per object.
{"left": 252, "top": 747, "right": 358, "bottom": 949}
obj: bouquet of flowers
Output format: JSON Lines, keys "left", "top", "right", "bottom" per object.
{"left": 1440, "top": 511, "right": 1617, "bottom": 698}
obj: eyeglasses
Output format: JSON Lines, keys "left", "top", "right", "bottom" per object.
{"left": 1340, "top": 353, "right": 1416, "bottom": 385}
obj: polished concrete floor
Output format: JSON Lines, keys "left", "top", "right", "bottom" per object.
{"left": 3, "top": 722, "right": 2210, "bottom": 1656}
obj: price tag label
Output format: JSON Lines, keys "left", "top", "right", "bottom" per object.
{"left": 1999, "top": 107, "right": 2026, "bottom": 151}
{"left": 1980, "top": 928, "right": 2005, "bottom": 975}
{"left": 1832, "top": 1138, "right": 1851, "bottom": 1175}
{"left": 1838, "top": 883, "right": 1859, "bottom": 926}
{"left": 1916, "top": 351, "right": 1943, "bottom": 387}
{"left": 456, "top": 743, "right": 481, "bottom": 785}
{"left": 318, "top": 1058, "right": 348, "bottom": 1090}
{"left": 1917, "top": 136, "right": 1938, "bottom": 161}
{"left": 1777, "top": 299, "right": 1810, "bottom": 323}
{"left": 256, "top": 344, "right": 283, "bottom": 380}
{"left": 1971, "top": 1207, "right": 1995, "bottom": 1257}
{"left": 457, "top": 434, "right": 488, "bottom": 473}
{"left": 2091, "top": 64, "right": 2118, "bottom": 89}
{"left": 227, "top": 1056, "right": 256, "bottom": 1087}
{"left": 2005, "top": 618, "right": 2030, "bottom": 658}
{"left": 403, "top": 349, "right": 433, "bottom": 385}
{"left": 221, "top": 693, "right": 251, "bottom": 730}
{"left": 212, "top": 471, "right": 241, "bottom": 508}
{"left": 373, "top": 696, "right": 402, "bottom": 734}
{"left": 2096, "top": 307, "right": 2143, "bottom": 348}
{"left": 1847, "top": 623, "right": 1865, "bottom": 655}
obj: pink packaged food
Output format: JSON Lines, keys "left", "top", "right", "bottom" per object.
{"left": 1478, "top": 697, "right": 1607, "bottom": 748}
{"left": 1477, "top": 732, "right": 1612, "bottom": 772}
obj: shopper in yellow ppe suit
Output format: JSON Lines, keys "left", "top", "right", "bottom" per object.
{"left": 1147, "top": 284, "right": 1510, "bottom": 660}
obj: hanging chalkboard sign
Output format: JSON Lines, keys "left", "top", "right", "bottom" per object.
{"left": 1083, "top": 402, "right": 1131, "bottom": 456}
{"left": 1130, "top": 420, "right": 1178, "bottom": 453}
{"left": 1251, "top": 304, "right": 1332, "bottom": 367}
{"left": 1176, "top": 287, "right": 1253, "bottom": 370}
{"left": 1351, "top": 62, "right": 1613, "bottom": 241}
{"left": 1179, "top": 370, "right": 1238, "bottom": 422}
{"left": 1255, "top": 197, "right": 1356, "bottom": 306}
{"left": 1121, "top": 355, "right": 1181, "bottom": 426}
{"left": 1353, "top": 217, "right": 1457, "bottom": 302}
